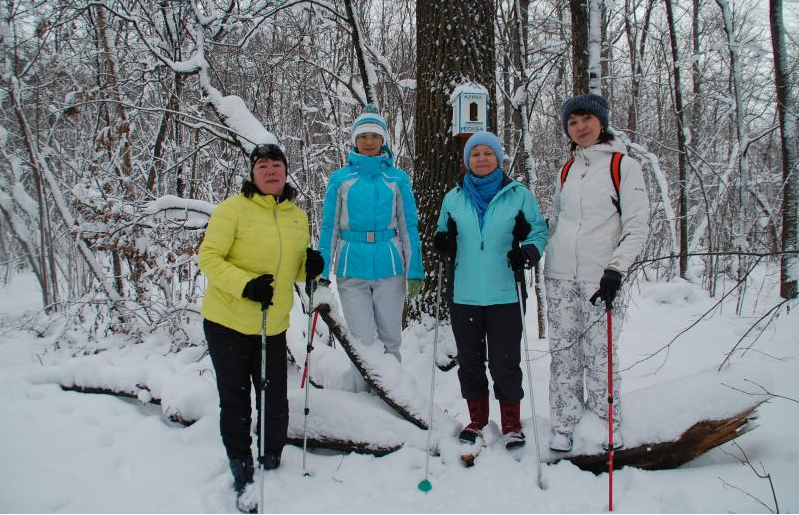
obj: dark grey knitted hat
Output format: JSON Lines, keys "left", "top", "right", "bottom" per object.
{"left": 561, "top": 94, "right": 609, "bottom": 134}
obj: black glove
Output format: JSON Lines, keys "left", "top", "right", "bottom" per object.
{"left": 243, "top": 274, "right": 274, "bottom": 306}
{"left": 433, "top": 214, "right": 458, "bottom": 255}
{"left": 512, "top": 211, "right": 531, "bottom": 243}
{"left": 507, "top": 247, "right": 530, "bottom": 272}
{"left": 589, "top": 269, "right": 623, "bottom": 309}
{"left": 506, "top": 245, "right": 540, "bottom": 272}
{"left": 305, "top": 248, "right": 324, "bottom": 280}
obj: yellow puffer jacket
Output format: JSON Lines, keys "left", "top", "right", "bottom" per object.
{"left": 199, "top": 193, "right": 309, "bottom": 336}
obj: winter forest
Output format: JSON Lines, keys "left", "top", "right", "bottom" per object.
{"left": 1, "top": 0, "right": 799, "bottom": 513}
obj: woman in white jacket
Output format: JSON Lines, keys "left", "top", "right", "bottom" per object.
{"left": 544, "top": 94, "right": 649, "bottom": 453}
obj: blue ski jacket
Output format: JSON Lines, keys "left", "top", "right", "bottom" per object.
{"left": 437, "top": 176, "right": 547, "bottom": 306}
{"left": 319, "top": 147, "right": 424, "bottom": 281}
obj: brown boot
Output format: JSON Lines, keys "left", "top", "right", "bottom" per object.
{"left": 500, "top": 401, "right": 525, "bottom": 449}
{"left": 459, "top": 396, "right": 489, "bottom": 444}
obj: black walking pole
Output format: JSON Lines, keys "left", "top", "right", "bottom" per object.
{"left": 258, "top": 304, "right": 268, "bottom": 514}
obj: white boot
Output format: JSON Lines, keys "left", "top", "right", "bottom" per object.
{"left": 602, "top": 430, "right": 623, "bottom": 451}
{"left": 549, "top": 431, "right": 573, "bottom": 452}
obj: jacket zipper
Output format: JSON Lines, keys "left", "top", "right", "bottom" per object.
{"left": 273, "top": 202, "right": 283, "bottom": 287}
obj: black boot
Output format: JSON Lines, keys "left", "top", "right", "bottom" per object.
{"left": 260, "top": 452, "right": 281, "bottom": 470}
{"left": 229, "top": 457, "right": 257, "bottom": 513}
{"left": 229, "top": 457, "right": 254, "bottom": 494}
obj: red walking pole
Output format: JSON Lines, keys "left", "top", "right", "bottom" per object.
{"left": 607, "top": 307, "right": 614, "bottom": 512}
{"left": 300, "top": 311, "right": 319, "bottom": 388}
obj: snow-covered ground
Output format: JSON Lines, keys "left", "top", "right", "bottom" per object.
{"left": 1, "top": 268, "right": 798, "bottom": 513}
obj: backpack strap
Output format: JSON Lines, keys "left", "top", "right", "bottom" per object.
{"left": 559, "top": 158, "right": 575, "bottom": 188}
{"left": 610, "top": 152, "right": 623, "bottom": 215}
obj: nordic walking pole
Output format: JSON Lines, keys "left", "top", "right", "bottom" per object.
{"left": 301, "top": 281, "right": 318, "bottom": 477}
{"left": 514, "top": 266, "right": 546, "bottom": 490}
{"left": 258, "top": 304, "right": 268, "bottom": 515}
{"left": 607, "top": 306, "right": 614, "bottom": 511}
{"left": 418, "top": 259, "right": 444, "bottom": 493}
{"left": 300, "top": 312, "right": 319, "bottom": 389}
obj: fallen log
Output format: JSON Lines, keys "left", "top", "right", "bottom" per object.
{"left": 561, "top": 401, "right": 763, "bottom": 473}
{"left": 315, "top": 302, "right": 431, "bottom": 429}
{"left": 284, "top": 436, "right": 400, "bottom": 457}
{"left": 60, "top": 384, "right": 196, "bottom": 426}
{"left": 60, "top": 382, "right": 413, "bottom": 457}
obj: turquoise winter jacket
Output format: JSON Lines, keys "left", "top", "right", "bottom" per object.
{"left": 320, "top": 147, "right": 424, "bottom": 281}
{"left": 437, "top": 175, "right": 547, "bottom": 306}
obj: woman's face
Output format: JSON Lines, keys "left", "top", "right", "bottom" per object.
{"left": 252, "top": 158, "right": 286, "bottom": 196}
{"left": 468, "top": 145, "right": 499, "bottom": 177}
{"left": 567, "top": 112, "right": 602, "bottom": 149}
{"left": 355, "top": 132, "right": 383, "bottom": 156}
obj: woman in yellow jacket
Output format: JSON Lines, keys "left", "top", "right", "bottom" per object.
{"left": 198, "top": 144, "right": 323, "bottom": 510}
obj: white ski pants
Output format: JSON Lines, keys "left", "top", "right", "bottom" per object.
{"left": 545, "top": 277, "right": 623, "bottom": 436}
{"left": 337, "top": 275, "right": 406, "bottom": 390}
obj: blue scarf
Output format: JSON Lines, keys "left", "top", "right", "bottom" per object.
{"left": 462, "top": 169, "right": 503, "bottom": 228}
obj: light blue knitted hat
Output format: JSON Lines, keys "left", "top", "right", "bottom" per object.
{"left": 351, "top": 104, "right": 389, "bottom": 146}
{"left": 463, "top": 131, "right": 504, "bottom": 172}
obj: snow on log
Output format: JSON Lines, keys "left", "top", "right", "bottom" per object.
{"left": 564, "top": 401, "right": 762, "bottom": 473}
{"left": 541, "top": 364, "right": 771, "bottom": 472}
{"left": 286, "top": 389, "right": 411, "bottom": 456}
{"left": 59, "top": 383, "right": 196, "bottom": 426}
{"left": 286, "top": 302, "right": 356, "bottom": 391}
{"left": 30, "top": 338, "right": 420, "bottom": 457}
{"left": 315, "top": 302, "right": 437, "bottom": 430}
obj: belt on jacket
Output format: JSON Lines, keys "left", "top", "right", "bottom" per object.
{"left": 340, "top": 228, "right": 397, "bottom": 243}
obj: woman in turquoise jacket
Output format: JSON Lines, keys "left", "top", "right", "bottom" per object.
{"left": 433, "top": 131, "right": 547, "bottom": 450}
{"left": 318, "top": 105, "right": 424, "bottom": 390}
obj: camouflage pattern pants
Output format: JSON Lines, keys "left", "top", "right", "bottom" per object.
{"left": 545, "top": 277, "right": 622, "bottom": 436}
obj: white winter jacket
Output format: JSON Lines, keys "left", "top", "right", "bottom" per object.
{"left": 544, "top": 139, "right": 650, "bottom": 282}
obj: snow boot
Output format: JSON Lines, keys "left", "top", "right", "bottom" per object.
{"left": 500, "top": 401, "right": 526, "bottom": 450}
{"left": 236, "top": 482, "right": 259, "bottom": 514}
{"left": 229, "top": 457, "right": 254, "bottom": 494}
{"left": 549, "top": 431, "right": 573, "bottom": 452}
{"left": 602, "top": 430, "right": 624, "bottom": 451}
{"left": 260, "top": 452, "right": 281, "bottom": 470}
{"left": 459, "top": 396, "right": 489, "bottom": 444}
{"left": 229, "top": 457, "right": 256, "bottom": 513}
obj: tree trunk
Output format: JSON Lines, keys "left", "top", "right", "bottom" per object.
{"left": 664, "top": 0, "right": 689, "bottom": 279}
{"left": 716, "top": 0, "right": 752, "bottom": 312}
{"left": 770, "top": 0, "right": 798, "bottom": 300}
{"left": 569, "top": 0, "right": 589, "bottom": 95}
{"left": 412, "top": 0, "right": 496, "bottom": 321}
{"left": 343, "top": 0, "right": 378, "bottom": 107}
{"left": 624, "top": 0, "right": 654, "bottom": 134}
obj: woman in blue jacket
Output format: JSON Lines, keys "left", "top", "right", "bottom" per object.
{"left": 433, "top": 131, "right": 547, "bottom": 449}
{"left": 319, "top": 105, "right": 424, "bottom": 390}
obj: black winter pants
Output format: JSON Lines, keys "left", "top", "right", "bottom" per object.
{"left": 451, "top": 303, "right": 524, "bottom": 403}
{"left": 204, "top": 319, "right": 288, "bottom": 461}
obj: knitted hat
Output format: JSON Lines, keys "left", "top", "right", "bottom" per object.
{"left": 561, "top": 94, "right": 609, "bottom": 134}
{"left": 463, "top": 131, "right": 504, "bottom": 172}
{"left": 250, "top": 143, "right": 288, "bottom": 177}
{"left": 351, "top": 104, "right": 389, "bottom": 146}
